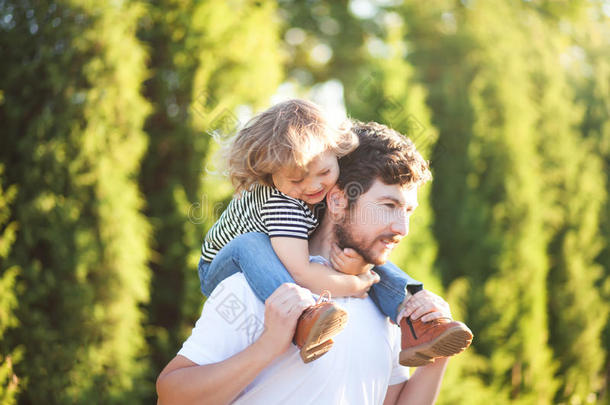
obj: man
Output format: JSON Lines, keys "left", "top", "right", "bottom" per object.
{"left": 157, "top": 121, "right": 463, "bottom": 404}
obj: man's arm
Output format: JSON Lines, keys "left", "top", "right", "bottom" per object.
{"left": 157, "top": 344, "right": 275, "bottom": 405}
{"left": 383, "top": 289, "right": 454, "bottom": 405}
{"left": 383, "top": 358, "right": 449, "bottom": 405}
{"left": 156, "top": 283, "right": 314, "bottom": 405}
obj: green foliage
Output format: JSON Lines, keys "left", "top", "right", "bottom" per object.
{"left": 0, "top": 0, "right": 608, "bottom": 403}
{"left": 0, "top": 1, "right": 151, "bottom": 402}
{"left": 568, "top": 9, "right": 610, "bottom": 402}
{"left": 280, "top": 0, "right": 369, "bottom": 86}
{"left": 528, "top": 13, "right": 608, "bottom": 403}
{"left": 137, "top": 0, "right": 283, "bottom": 393}
{"left": 401, "top": 1, "right": 558, "bottom": 403}
{"left": 0, "top": 165, "right": 21, "bottom": 404}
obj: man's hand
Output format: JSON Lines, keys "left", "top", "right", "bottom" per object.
{"left": 330, "top": 244, "right": 373, "bottom": 275}
{"left": 399, "top": 289, "right": 452, "bottom": 323}
{"left": 257, "top": 283, "right": 315, "bottom": 358}
{"left": 157, "top": 283, "right": 315, "bottom": 405}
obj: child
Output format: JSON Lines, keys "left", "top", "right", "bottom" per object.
{"left": 199, "top": 99, "right": 471, "bottom": 364}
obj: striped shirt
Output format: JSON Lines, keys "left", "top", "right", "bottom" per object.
{"left": 201, "top": 184, "right": 319, "bottom": 262}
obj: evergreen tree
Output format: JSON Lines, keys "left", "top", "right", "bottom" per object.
{"left": 568, "top": 6, "right": 610, "bottom": 402}
{"left": 526, "top": 10, "right": 608, "bottom": 403}
{"left": 401, "top": 1, "right": 557, "bottom": 403}
{"left": 137, "top": 0, "right": 283, "bottom": 389}
{"left": 0, "top": 1, "right": 151, "bottom": 402}
{"left": 530, "top": 2, "right": 610, "bottom": 400}
{"left": 0, "top": 165, "right": 20, "bottom": 404}
{"left": 279, "top": 0, "right": 367, "bottom": 86}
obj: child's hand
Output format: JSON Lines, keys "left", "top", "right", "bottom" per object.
{"left": 352, "top": 270, "right": 380, "bottom": 298}
{"left": 330, "top": 244, "right": 374, "bottom": 275}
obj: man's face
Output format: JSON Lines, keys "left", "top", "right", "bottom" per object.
{"left": 334, "top": 179, "right": 418, "bottom": 265}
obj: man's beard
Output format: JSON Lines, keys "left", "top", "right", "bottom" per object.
{"left": 334, "top": 221, "right": 381, "bottom": 265}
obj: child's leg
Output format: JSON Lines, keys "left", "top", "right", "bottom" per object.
{"left": 199, "top": 232, "right": 296, "bottom": 303}
{"left": 368, "top": 261, "right": 423, "bottom": 323}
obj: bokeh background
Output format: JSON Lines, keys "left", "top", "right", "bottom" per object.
{"left": 1, "top": 0, "right": 609, "bottom": 404}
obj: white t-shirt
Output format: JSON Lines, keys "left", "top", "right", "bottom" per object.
{"left": 178, "top": 272, "right": 409, "bottom": 404}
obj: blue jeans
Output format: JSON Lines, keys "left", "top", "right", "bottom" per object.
{"left": 199, "top": 232, "right": 423, "bottom": 323}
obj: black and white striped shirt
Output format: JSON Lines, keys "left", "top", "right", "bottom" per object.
{"left": 201, "top": 184, "right": 319, "bottom": 262}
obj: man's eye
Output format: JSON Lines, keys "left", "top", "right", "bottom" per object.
{"left": 384, "top": 203, "right": 395, "bottom": 209}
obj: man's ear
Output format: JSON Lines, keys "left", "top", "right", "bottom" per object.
{"left": 326, "top": 186, "right": 348, "bottom": 218}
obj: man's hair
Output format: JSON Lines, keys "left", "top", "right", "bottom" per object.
{"left": 336, "top": 121, "right": 432, "bottom": 206}
{"left": 227, "top": 99, "right": 358, "bottom": 193}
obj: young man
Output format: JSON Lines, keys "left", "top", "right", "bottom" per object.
{"left": 157, "top": 121, "right": 470, "bottom": 404}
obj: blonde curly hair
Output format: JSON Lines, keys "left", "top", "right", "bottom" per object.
{"left": 227, "top": 99, "right": 358, "bottom": 193}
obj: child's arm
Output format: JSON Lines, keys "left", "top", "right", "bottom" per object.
{"left": 270, "top": 237, "right": 379, "bottom": 297}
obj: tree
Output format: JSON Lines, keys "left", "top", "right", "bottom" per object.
{"left": 567, "top": 5, "right": 610, "bottom": 402}
{"left": 137, "top": 0, "right": 283, "bottom": 391}
{"left": 0, "top": 165, "right": 20, "bottom": 404}
{"left": 0, "top": 1, "right": 151, "bottom": 402}
{"left": 526, "top": 7, "right": 608, "bottom": 403}
{"left": 401, "top": 1, "right": 557, "bottom": 403}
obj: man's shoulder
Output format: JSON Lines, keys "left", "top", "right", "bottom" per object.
{"left": 215, "top": 272, "right": 249, "bottom": 288}
{"left": 180, "top": 274, "right": 266, "bottom": 366}
{"left": 206, "top": 273, "right": 263, "bottom": 312}
{"left": 208, "top": 273, "right": 254, "bottom": 296}
{"left": 200, "top": 274, "right": 266, "bottom": 340}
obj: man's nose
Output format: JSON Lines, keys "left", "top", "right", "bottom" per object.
{"left": 390, "top": 215, "right": 409, "bottom": 236}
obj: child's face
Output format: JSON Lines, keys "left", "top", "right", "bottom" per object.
{"left": 272, "top": 150, "right": 339, "bottom": 205}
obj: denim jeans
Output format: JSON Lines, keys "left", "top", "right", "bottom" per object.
{"left": 198, "top": 232, "right": 423, "bottom": 323}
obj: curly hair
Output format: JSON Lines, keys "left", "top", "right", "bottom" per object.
{"left": 227, "top": 99, "right": 358, "bottom": 193}
{"left": 336, "top": 121, "right": 432, "bottom": 206}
